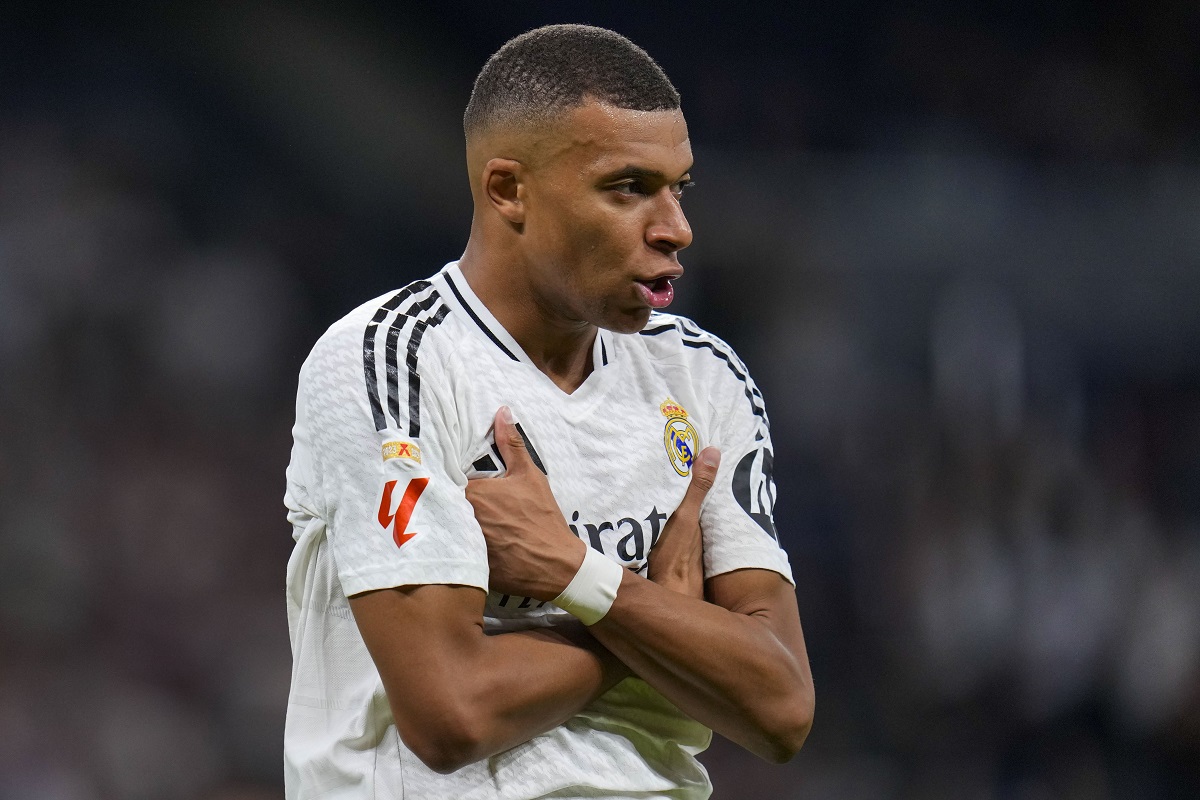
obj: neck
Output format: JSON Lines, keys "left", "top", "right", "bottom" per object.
{"left": 459, "top": 235, "right": 596, "bottom": 394}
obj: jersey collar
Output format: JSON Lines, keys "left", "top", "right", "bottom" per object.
{"left": 437, "top": 261, "right": 615, "bottom": 374}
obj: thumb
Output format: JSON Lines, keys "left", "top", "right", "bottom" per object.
{"left": 680, "top": 446, "right": 720, "bottom": 511}
{"left": 494, "top": 406, "right": 535, "bottom": 475}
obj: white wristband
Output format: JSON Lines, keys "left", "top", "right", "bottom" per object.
{"left": 552, "top": 547, "right": 624, "bottom": 626}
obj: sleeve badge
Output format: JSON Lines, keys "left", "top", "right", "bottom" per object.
{"left": 382, "top": 440, "right": 422, "bottom": 464}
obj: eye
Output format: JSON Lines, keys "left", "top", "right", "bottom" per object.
{"left": 671, "top": 180, "right": 695, "bottom": 200}
{"left": 612, "top": 180, "right": 647, "bottom": 196}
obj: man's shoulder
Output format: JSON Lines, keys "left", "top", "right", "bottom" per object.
{"left": 627, "top": 311, "right": 764, "bottom": 412}
{"left": 631, "top": 312, "right": 749, "bottom": 371}
{"left": 636, "top": 311, "right": 720, "bottom": 339}
{"left": 318, "top": 278, "right": 445, "bottom": 344}
{"left": 296, "top": 274, "right": 468, "bottom": 436}
{"left": 305, "top": 276, "right": 463, "bottom": 373}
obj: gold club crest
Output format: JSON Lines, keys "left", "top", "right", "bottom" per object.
{"left": 660, "top": 398, "right": 698, "bottom": 476}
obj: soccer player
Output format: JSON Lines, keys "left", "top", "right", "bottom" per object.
{"left": 284, "top": 24, "right": 814, "bottom": 800}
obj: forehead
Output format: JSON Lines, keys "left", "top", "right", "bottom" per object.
{"left": 543, "top": 101, "right": 692, "bottom": 174}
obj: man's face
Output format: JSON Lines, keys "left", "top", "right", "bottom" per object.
{"left": 518, "top": 101, "right": 694, "bottom": 334}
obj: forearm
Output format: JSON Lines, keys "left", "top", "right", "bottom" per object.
{"left": 456, "top": 624, "right": 630, "bottom": 757}
{"left": 589, "top": 570, "right": 813, "bottom": 762}
{"left": 351, "top": 586, "right": 627, "bottom": 773}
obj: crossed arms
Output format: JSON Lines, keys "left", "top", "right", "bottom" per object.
{"left": 349, "top": 408, "right": 815, "bottom": 774}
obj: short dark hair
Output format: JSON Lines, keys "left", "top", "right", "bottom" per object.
{"left": 464, "top": 24, "right": 681, "bottom": 137}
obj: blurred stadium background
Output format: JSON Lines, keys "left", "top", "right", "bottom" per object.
{"left": 2, "top": 2, "right": 1199, "bottom": 798}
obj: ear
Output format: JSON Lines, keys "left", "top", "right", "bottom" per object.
{"left": 483, "top": 158, "right": 526, "bottom": 225}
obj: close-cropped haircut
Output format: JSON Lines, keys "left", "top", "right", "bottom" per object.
{"left": 464, "top": 24, "right": 681, "bottom": 137}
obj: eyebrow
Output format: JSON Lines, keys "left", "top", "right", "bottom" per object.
{"left": 605, "top": 164, "right": 693, "bottom": 182}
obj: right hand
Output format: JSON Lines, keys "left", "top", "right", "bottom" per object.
{"left": 465, "top": 406, "right": 588, "bottom": 601}
{"left": 646, "top": 446, "right": 720, "bottom": 599}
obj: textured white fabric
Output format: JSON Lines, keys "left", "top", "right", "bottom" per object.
{"left": 552, "top": 546, "right": 625, "bottom": 625}
{"left": 284, "top": 262, "right": 792, "bottom": 800}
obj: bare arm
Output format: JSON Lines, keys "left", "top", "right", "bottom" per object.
{"left": 590, "top": 567, "right": 813, "bottom": 762}
{"left": 467, "top": 408, "right": 814, "bottom": 763}
{"left": 349, "top": 584, "right": 628, "bottom": 774}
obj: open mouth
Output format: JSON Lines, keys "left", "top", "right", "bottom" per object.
{"left": 635, "top": 276, "right": 675, "bottom": 309}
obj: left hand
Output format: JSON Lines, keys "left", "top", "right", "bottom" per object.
{"left": 646, "top": 445, "right": 720, "bottom": 599}
{"left": 465, "top": 406, "right": 587, "bottom": 601}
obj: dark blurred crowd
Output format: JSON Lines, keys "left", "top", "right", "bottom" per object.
{"left": 1, "top": 3, "right": 1198, "bottom": 799}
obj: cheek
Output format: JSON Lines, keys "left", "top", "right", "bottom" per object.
{"left": 577, "top": 211, "right": 642, "bottom": 261}
{"left": 530, "top": 200, "right": 644, "bottom": 291}
{"left": 534, "top": 203, "right": 605, "bottom": 257}
{"left": 553, "top": 221, "right": 616, "bottom": 280}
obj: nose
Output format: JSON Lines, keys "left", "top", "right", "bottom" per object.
{"left": 646, "top": 194, "right": 693, "bottom": 255}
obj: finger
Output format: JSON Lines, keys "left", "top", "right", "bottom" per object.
{"left": 679, "top": 446, "right": 720, "bottom": 512}
{"left": 493, "top": 405, "right": 534, "bottom": 475}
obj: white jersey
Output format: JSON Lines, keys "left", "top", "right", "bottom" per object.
{"left": 284, "top": 262, "right": 792, "bottom": 800}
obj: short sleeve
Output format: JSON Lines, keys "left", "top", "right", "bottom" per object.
{"left": 698, "top": 356, "right": 794, "bottom": 585}
{"left": 289, "top": 319, "right": 488, "bottom": 597}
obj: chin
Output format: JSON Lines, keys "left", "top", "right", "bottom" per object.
{"left": 602, "top": 308, "right": 653, "bottom": 335}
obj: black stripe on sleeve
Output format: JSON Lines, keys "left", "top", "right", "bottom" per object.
{"left": 675, "top": 318, "right": 769, "bottom": 423}
{"left": 444, "top": 272, "right": 520, "bottom": 362}
{"left": 385, "top": 290, "right": 441, "bottom": 427}
{"left": 489, "top": 424, "right": 548, "bottom": 475}
{"left": 635, "top": 315, "right": 768, "bottom": 423}
{"left": 472, "top": 454, "right": 498, "bottom": 472}
{"left": 362, "top": 280, "right": 431, "bottom": 431}
{"left": 515, "top": 423, "right": 547, "bottom": 475}
{"left": 681, "top": 339, "right": 768, "bottom": 423}
{"left": 405, "top": 304, "right": 452, "bottom": 438}
{"left": 600, "top": 337, "right": 608, "bottom": 366}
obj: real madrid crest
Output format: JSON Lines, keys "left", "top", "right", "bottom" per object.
{"left": 660, "top": 398, "right": 699, "bottom": 477}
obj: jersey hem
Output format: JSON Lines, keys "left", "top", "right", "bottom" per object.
{"left": 340, "top": 561, "right": 489, "bottom": 597}
{"left": 706, "top": 558, "right": 795, "bottom": 586}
